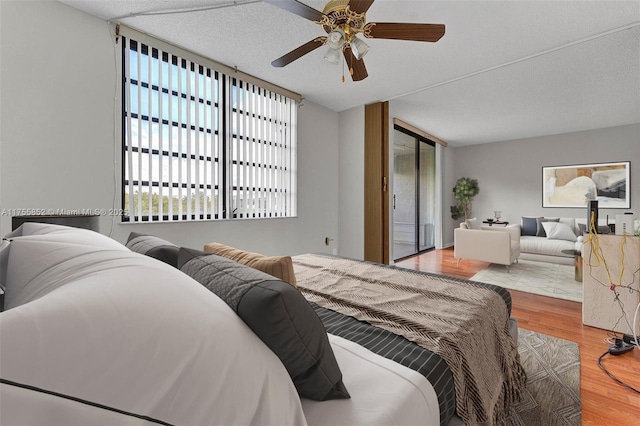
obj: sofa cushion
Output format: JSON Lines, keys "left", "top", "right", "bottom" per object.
{"left": 203, "top": 242, "right": 296, "bottom": 287}
{"left": 520, "top": 236, "right": 575, "bottom": 257}
{"left": 536, "top": 217, "right": 559, "bottom": 237}
{"left": 179, "top": 248, "right": 349, "bottom": 402}
{"left": 521, "top": 217, "right": 542, "bottom": 236}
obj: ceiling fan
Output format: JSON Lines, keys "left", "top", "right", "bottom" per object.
{"left": 265, "top": 0, "right": 445, "bottom": 81}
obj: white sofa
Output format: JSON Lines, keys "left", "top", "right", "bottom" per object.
{"left": 514, "top": 216, "right": 598, "bottom": 265}
{"left": 454, "top": 223, "right": 520, "bottom": 270}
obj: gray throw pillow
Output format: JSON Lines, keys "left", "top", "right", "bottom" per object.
{"left": 178, "top": 248, "right": 350, "bottom": 402}
{"left": 126, "top": 232, "right": 180, "bottom": 268}
{"left": 577, "top": 223, "right": 610, "bottom": 235}
{"left": 521, "top": 217, "right": 541, "bottom": 236}
{"left": 536, "top": 217, "right": 560, "bottom": 237}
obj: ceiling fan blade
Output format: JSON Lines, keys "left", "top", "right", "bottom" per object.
{"left": 365, "top": 22, "right": 445, "bottom": 42}
{"left": 343, "top": 49, "right": 368, "bottom": 81}
{"left": 271, "top": 38, "right": 326, "bottom": 67}
{"left": 348, "top": 0, "right": 375, "bottom": 14}
{"left": 264, "top": 0, "right": 324, "bottom": 22}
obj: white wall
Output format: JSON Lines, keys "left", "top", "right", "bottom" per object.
{"left": 0, "top": 0, "right": 116, "bottom": 237}
{"left": 442, "top": 143, "right": 457, "bottom": 247}
{"left": 446, "top": 124, "right": 640, "bottom": 246}
{"left": 337, "top": 106, "right": 364, "bottom": 259}
{"left": 0, "top": 0, "right": 340, "bottom": 256}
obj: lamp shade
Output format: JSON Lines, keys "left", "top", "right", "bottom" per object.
{"left": 350, "top": 36, "right": 370, "bottom": 60}
{"left": 323, "top": 47, "right": 342, "bottom": 64}
{"left": 326, "top": 28, "right": 346, "bottom": 49}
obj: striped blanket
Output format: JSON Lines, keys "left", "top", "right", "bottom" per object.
{"left": 293, "top": 254, "right": 526, "bottom": 426}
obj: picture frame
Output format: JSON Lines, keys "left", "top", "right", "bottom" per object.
{"left": 542, "top": 161, "right": 630, "bottom": 208}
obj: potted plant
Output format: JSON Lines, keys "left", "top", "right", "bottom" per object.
{"left": 451, "top": 177, "right": 479, "bottom": 221}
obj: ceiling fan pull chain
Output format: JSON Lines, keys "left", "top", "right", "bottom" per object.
{"left": 349, "top": 51, "right": 354, "bottom": 77}
{"left": 342, "top": 53, "right": 346, "bottom": 82}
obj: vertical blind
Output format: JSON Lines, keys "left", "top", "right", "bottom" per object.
{"left": 122, "top": 36, "right": 297, "bottom": 222}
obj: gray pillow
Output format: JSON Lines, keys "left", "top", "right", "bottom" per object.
{"left": 178, "top": 248, "right": 350, "bottom": 402}
{"left": 126, "top": 232, "right": 180, "bottom": 268}
{"left": 521, "top": 217, "right": 541, "bottom": 236}
{"left": 577, "top": 223, "right": 610, "bottom": 235}
{"left": 536, "top": 217, "right": 560, "bottom": 237}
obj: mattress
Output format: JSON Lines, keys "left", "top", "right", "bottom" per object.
{"left": 302, "top": 333, "right": 440, "bottom": 426}
{"left": 312, "top": 302, "right": 456, "bottom": 425}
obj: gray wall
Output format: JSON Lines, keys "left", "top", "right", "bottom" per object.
{"left": 2, "top": 1, "right": 637, "bottom": 258}
{"left": 337, "top": 106, "right": 365, "bottom": 259}
{"left": 445, "top": 123, "right": 640, "bottom": 246}
{"left": 0, "top": 0, "right": 340, "bottom": 256}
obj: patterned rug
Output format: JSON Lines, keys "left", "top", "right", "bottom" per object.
{"left": 512, "top": 328, "right": 581, "bottom": 425}
{"left": 470, "top": 259, "right": 582, "bottom": 302}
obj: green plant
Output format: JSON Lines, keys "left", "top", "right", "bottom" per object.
{"left": 451, "top": 177, "right": 479, "bottom": 221}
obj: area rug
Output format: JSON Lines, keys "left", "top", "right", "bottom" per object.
{"left": 470, "top": 259, "right": 582, "bottom": 302}
{"left": 512, "top": 328, "right": 581, "bottom": 425}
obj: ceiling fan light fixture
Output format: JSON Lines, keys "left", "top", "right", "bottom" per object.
{"left": 323, "top": 47, "right": 342, "bottom": 64}
{"left": 326, "top": 28, "right": 346, "bottom": 49}
{"left": 350, "top": 36, "right": 370, "bottom": 60}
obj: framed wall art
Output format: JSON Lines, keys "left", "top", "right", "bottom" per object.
{"left": 542, "top": 161, "right": 630, "bottom": 208}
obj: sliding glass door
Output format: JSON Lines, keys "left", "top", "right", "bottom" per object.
{"left": 392, "top": 126, "right": 436, "bottom": 261}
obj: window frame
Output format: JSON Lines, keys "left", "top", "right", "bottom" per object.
{"left": 119, "top": 26, "right": 298, "bottom": 223}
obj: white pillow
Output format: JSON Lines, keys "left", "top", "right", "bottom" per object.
{"left": 542, "top": 222, "right": 577, "bottom": 242}
{"left": 6, "top": 223, "right": 126, "bottom": 251}
{"left": 466, "top": 217, "right": 482, "bottom": 230}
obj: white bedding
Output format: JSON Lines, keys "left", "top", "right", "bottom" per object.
{"left": 303, "top": 334, "right": 440, "bottom": 426}
{"left": 0, "top": 226, "right": 307, "bottom": 426}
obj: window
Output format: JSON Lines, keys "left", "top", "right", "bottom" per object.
{"left": 121, "top": 34, "right": 297, "bottom": 222}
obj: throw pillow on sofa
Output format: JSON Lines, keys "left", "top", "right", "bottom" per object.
{"left": 577, "top": 223, "right": 611, "bottom": 235}
{"left": 541, "top": 222, "right": 577, "bottom": 242}
{"left": 521, "top": 217, "right": 542, "bottom": 236}
{"left": 536, "top": 217, "right": 560, "bottom": 237}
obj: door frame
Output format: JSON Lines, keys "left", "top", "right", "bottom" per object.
{"left": 392, "top": 125, "right": 437, "bottom": 261}
{"left": 364, "top": 102, "right": 389, "bottom": 264}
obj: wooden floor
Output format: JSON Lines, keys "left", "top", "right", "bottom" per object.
{"left": 396, "top": 248, "right": 640, "bottom": 426}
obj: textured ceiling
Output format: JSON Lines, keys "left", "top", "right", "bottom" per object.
{"left": 59, "top": 0, "right": 640, "bottom": 146}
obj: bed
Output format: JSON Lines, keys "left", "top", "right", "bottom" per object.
{"left": 0, "top": 224, "right": 525, "bottom": 425}
{"left": 294, "top": 254, "right": 524, "bottom": 426}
